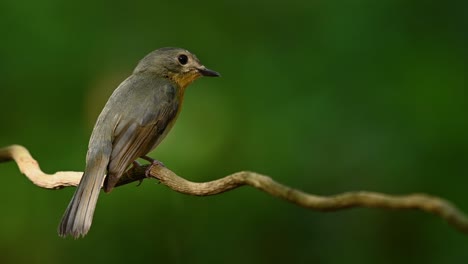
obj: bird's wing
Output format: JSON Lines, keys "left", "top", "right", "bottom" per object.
{"left": 104, "top": 77, "right": 179, "bottom": 191}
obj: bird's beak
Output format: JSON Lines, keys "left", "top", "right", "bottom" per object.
{"left": 197, "top": 66, "right": 220, "bottom": 77}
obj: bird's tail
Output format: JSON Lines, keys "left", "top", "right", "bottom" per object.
{"left": 58, "top": 159, "right": 107, "bottom": 238}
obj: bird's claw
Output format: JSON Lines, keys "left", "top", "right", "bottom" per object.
{"left": 142, "top": 156, "right": 165, "bottom": 178}
{"left": 136, "top": 179, "right": 144, "bottom": 187}
{"left": 130, "top": 160, "right": 145, "bottom": 187}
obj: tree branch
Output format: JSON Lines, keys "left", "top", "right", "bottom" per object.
{"left": 1, "top": 144, "right": 467, "bottom": 234}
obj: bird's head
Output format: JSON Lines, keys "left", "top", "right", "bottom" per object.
{"left": 134, "top": 47, "right": 220, "bottom": 89}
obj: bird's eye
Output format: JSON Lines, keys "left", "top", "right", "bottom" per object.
{"left": 178, "top": 54, "right": 188, "bottom": 65}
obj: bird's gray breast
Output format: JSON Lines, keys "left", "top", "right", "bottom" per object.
{"left": 123, "top": 74, "right": 180, "bottom": 151}
{"left": 146, "top": 81, "right": 180, "bottom": 151}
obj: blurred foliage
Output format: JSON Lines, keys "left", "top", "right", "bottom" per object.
{"left": 1, "top": 0, "right": 467, "bottom": 263}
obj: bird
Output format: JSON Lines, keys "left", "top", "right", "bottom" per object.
{"left": 58, "top": 47, "right": 220, "bottom": 238}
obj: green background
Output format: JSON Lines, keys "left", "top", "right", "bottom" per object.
{"left": 1, "top": 0, "right": 467, "bottom": 263}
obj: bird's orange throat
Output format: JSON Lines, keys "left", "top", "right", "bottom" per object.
{"left": 169, "top": 71, "right": 201, "bottom": 90}
{"left": 168, "top": 71, "right": 201, "bottom": 106}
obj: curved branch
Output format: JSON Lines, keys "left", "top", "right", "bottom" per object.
{"left": 1, "top": 144, "right": 468, "bottom": 234}
{"left": 0, "top": 145, "right": 83, "bottom": 189}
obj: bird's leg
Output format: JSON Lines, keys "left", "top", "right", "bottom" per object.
{"left": 141, "top": 155, "right": 165, "bottom": 178}
{"left": 132, "top": 160, "right": 142, "bottom": 169}
{"left": 131, "top": 160, "right": 145, "bottom": 186}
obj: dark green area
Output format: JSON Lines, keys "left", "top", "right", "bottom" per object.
{"left": 1, "top": 0, "right": 467, "bottom": 263}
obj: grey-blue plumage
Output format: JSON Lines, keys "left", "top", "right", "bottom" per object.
{"left": 58, "top": 47, "right": 219, "bottom": 238}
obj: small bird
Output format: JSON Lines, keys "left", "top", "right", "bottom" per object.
{"left": 59, "top": 47, "right": 220, "bottom": 238}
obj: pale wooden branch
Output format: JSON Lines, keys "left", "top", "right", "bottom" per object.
{"left": 1, "top": 144, "right": 468, "bottom": 234}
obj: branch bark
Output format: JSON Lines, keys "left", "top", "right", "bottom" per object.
{"left": 1, "top": 144, "right": 467, "bottom": 234}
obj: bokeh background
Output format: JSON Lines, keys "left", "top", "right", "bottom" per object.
{"left": 1, "top": 0, "right": 467, "bottom": 263}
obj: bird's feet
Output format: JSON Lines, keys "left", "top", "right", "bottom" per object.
{"left": 141, "top": 156, "right": 165, "bottom": 178}
{"left": 132, "top": 160, "right": 142, "bottom": 170}
{"left": 131, "top": 160, "right": 144, "bottom": 186}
